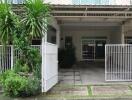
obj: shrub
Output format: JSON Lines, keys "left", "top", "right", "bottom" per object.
{"left": 26, "top": 48, "right": 41, "bottom": 79}
{"left": 14, "top": 60, "right": 29, "bottom": 73}
{"left": 0, "top": 70, "right": 41, "bottom": 97}
{"left": 13, "top": 47, "right": 41, "bottom": 79}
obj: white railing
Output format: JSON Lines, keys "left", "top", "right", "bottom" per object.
{"left": 0, "top": 45, "right": 41, "bottom": 73}
{"left": 105, "top": 44, "right": 132, "bottom": 81}
{"left": 45, "top": 0, "right": 132, "bottom": 5}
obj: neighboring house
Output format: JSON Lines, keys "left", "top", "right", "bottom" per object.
{"left": 1, "top": 0, "right": 132, "bottom": 92}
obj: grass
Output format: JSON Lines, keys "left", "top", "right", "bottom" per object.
{"left": 87, "top": 85, "right": 92, "bottom": 96}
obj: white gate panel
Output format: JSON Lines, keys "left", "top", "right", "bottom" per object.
{"left": 42, "top": 42, "right": 58, "bottom": 92}
{"left": 105, "top": 44, "right": 132, "bottom": 81}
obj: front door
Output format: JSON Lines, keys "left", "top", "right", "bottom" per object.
{"left": 82, "top": 38, "right": 107, "bottom": 61}
{"left": 95, "top": 40, "right": 106, "bottom": 59}
{"left": 82, "top": 40, "right": 94, "bottom": 60}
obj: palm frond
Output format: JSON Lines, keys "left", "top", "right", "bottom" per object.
{"left": 0, "top": 0, "right": 18, "bottom": 45}
{"left": 23, "top": 0, "right": 50, "bottom": 39}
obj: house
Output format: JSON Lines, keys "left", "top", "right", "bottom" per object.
{"left": 1, "top": 0, "right": 132, "bottom": 92}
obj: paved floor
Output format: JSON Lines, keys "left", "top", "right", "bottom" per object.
{"left": 1, "top": 84, "right": 132, "bottom": 100}
{"left": 59, "top": 62, "right": 105, "bottom": 85}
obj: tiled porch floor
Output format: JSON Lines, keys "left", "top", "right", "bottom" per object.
{"left": 58, "top": 62, "right": 105, "bottom": 85}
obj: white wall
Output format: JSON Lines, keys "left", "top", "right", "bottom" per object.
{"left": 110, "top": 27, "right": 122, "bottom": 44}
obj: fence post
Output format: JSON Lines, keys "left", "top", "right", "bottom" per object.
{"left": 11, "top": 45, "right": 13, "bottom": 70}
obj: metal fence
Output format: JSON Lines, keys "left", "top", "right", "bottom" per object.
{"left": 105, "top": 44, "right": 132, "bottom": 81}
{"left": 0, "top": 45, "right": 41, "bottom": 73}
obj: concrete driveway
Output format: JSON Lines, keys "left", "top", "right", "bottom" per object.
{"left": 59, "top": 62, "right": 105, "bottom": 85}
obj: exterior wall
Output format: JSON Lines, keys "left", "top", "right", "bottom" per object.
{"left": 48, "top": 17, "right": 60, "bottom": 47}
{"left": 124, "top": 20, "right": 132, "bottom": 38}
{"left": 110, "top": 27, "right": 122, "bottom": 44}
{"left": 60, "top": 26, "right": 121, "bottom": 61}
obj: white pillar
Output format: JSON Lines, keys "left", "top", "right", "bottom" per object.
{"left": 121, "top": 24, "right": 125, "bottom": 44}
{"left": 41, "top": 23, "right": 47, "bottom": 92}
{"left": 56, "top": 29, "right": 60, "bottom": 48}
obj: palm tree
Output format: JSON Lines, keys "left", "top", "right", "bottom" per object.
{"left": 0, "top": 0, "right": 18, "bottom": 45}
{"left": 22, "top": 0, "right": 50, "bottom": 41}
{"left": 0, "top": 0, "right": 50, "bottom": 77}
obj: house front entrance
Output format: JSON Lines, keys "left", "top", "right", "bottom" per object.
{"left": 81, "top": 37, "right": 107, "bottom": 61}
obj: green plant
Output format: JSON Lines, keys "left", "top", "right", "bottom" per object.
{"left": 22, "top": 0, "right": 50, "bottom": 40}
{"left": 27, "top": 48, "right": 41, "bottom": 79}
{"left": 0, "top": 0, "right": 50, "bottom": 97}
{"left": 23, "top": 77, "right": 41, "bottom": 97}
{"left": 0, "top": 70, "right": 40, "bottom": 97}
{"left": 0, "top": 70, "right": 27, "bottom": 97}
{"left": 0, "top": 0, "right": 18, "bottom": 45}
{"left": 14, "top": 60, "right": 29, "bottom": 73}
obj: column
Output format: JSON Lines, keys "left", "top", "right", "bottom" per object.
{"left": 121, "top": 24, "right": 125, "bottom": 44}
{"left": 56, "top": 29, "right": 60, "bottom": 48}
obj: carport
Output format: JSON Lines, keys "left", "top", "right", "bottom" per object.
{"left": 51, "top": 5, "right": 132, "bottom": 84}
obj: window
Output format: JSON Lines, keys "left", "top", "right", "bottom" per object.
{"left": 47, "top": 26, "right": 57, "bottom": 44}
{"left": 4, "top": 0, "right": 24, "bottom": 4}
{"left": 51, "top": 36, "right": 56, "bottom": 44}
{"left": 32, "top": 39, "right": 41, "bottom": 45}
{"left": 13, "top": 0, "right": 24, "bottom": 4}
{"left": 81, "top": 37, "right": 107, "bottom": 60}
{"left": 125, "top": 37, "right": 132, "bottom": 44}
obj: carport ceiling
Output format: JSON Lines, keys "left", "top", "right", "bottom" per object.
{"left": 59, "top": 22, "right": 120, "bottom": 27}
{"left": 57, "top": 17, "right": 124, "bottom": 26}
{"left": 52, "top": 5, "right": 132, "bottom": 26}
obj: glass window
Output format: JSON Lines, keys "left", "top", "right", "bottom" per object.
{"left": 82, "top": 37, "right": 107, "bottom": 60}
{"left": 6, "top": 0, "right": 24, "bottom": 4}
{"left": 125, "top": 37, "right": 132, "bottom": 44}
{"left": 47, "top": 26, "right": 57, "bottom": 44}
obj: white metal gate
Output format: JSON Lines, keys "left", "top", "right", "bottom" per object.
{"left": 105, "top": 44, "right": 132, "bottom": 81}
{"left": 41, "top": 42, "right": 58, "bottom": 92}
